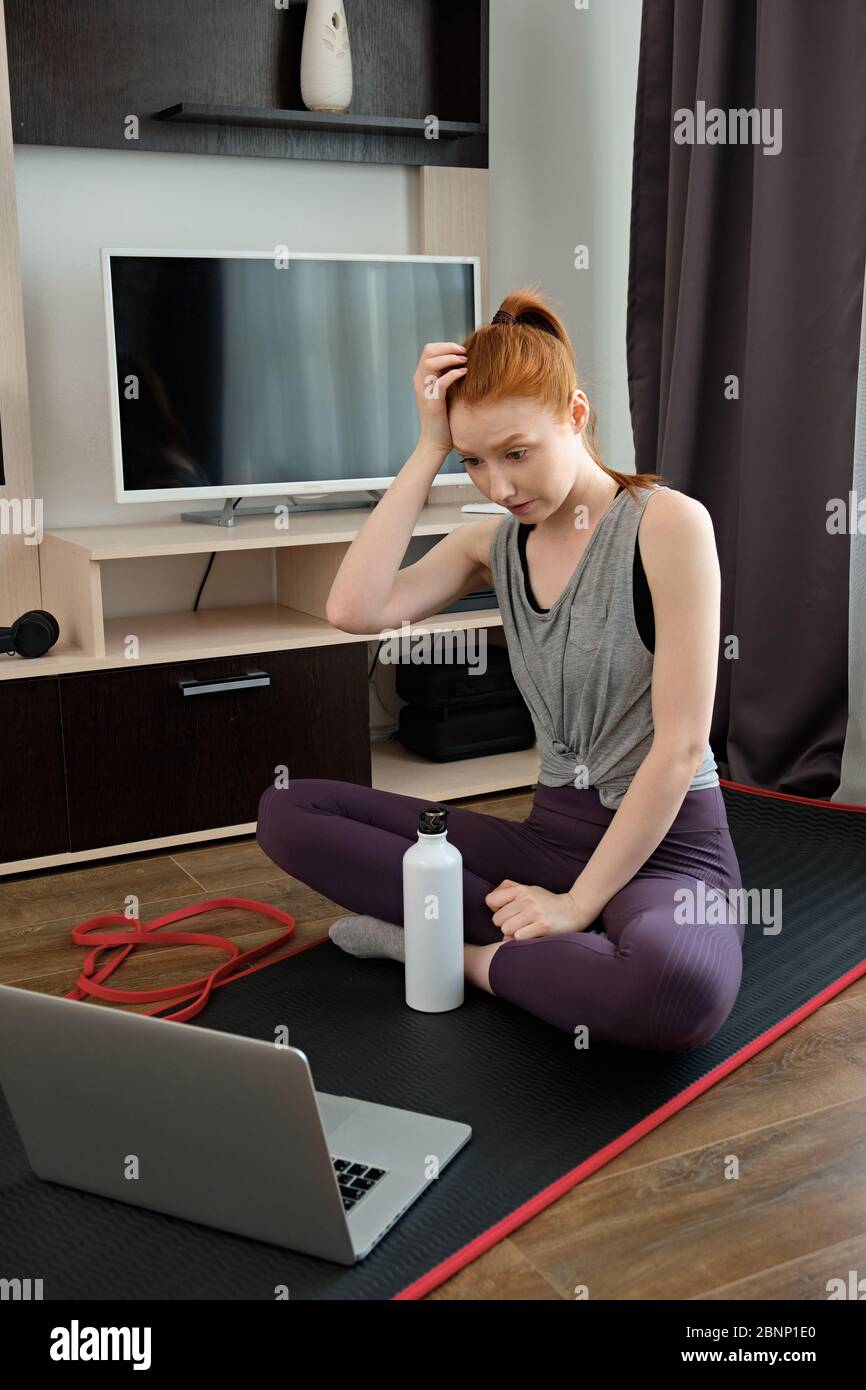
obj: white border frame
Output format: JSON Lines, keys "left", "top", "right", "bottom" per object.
{"left": 101, "top": 249, "right": 482, "bottom": 505}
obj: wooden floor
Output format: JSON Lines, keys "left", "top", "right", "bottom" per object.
{"left": 2, "top": 788, "right": 864, "bottom": 1301}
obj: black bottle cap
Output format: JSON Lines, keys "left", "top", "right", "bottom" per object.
{"left": 418, "top": 806, "right": 449, "bottom": 835}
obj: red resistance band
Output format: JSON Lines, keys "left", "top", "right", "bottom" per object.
{"left": 65, "top": 898, "right": 298, "bottom": 1023}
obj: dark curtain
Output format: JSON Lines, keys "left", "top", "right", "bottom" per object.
{"left": 626, "top": 0, "right": 866, "bottom": 797}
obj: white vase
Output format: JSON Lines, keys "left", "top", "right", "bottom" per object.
{"left": 300, "top": 0, "right": 353, "bottom": 113}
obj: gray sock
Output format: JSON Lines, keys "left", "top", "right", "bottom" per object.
{"left": 328, "top": 914, "right": 406, "bottom": 963}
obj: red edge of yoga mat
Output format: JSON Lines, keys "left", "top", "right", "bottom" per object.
{"left": 61, "top": 780, "right": 866, "bottom": 1298}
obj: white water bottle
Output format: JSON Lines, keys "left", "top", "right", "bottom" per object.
{"left": 402, "top": 806, "right": 464, "bottom": 1013}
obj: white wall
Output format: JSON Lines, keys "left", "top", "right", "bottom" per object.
{"left": 489, "top": 0, "right": 643, "bottom": 473}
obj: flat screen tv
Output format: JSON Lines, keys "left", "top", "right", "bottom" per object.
{"left": 101, "top": 250, "right": 481, "bottom": 504}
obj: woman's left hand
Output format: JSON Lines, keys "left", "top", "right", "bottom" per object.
{"left": 484, "top": 880, "right": 597, "bottom": 941}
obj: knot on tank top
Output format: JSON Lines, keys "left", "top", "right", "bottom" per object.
{"left": 550, "top": 739, "right": 589, "bottom": 777}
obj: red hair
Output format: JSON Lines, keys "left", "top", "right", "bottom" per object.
{"left": 447, "top": 284, "right": 666, "bottom": 499}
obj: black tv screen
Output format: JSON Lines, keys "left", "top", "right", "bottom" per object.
{"left": 104, "top": 253, "right": 478, "bottom": 499}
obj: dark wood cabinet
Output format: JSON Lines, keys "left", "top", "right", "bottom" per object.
{"left": 59, "top": 644, "right": 371, "bottom": 852}
{"left": 0, "top": 677, "right": 68, "bottom": 862}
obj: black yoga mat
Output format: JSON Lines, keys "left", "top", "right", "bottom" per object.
{"left": 1, "top": 785, "right": 865, "bottom": 1300}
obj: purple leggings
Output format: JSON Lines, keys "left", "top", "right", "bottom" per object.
{"left": 256, "top": 778, "right": 745, "bottom": 1052}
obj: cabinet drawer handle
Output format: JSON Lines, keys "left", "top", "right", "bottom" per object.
{"left": 178, "top": 671, "right": 271, "bottom": 697}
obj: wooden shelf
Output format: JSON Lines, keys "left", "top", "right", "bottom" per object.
{"left": 372, "top": 740, "right": 539, "bottom": 802}
{"left": 0, "top": 605, "right": 503, "bottom": 679}
{"left": 40, "top": 502, "right": 482, "bottom": 562}
{"left": 156, "top": 104, "right": 486, "bottom": 141}
{"left": 0, "top": 502, "right": 505, "bottom": 678}
{"left": 99, "top": 602, "right": 502, "bottom": 667}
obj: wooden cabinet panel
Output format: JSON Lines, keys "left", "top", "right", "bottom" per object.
{"left": 60, "top": 645, "right": 371, "bottom": 851}
{"left": 0, "top": 677, "right": 68, "bottom": 864}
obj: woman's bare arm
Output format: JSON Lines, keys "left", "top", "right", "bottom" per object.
{"left": 326, "top": 338, "right": 496, "bottom": 633}
{"left": 378, "top": 513, "right": 502, "bottom": 630}
{"left": 326, "top": 475, "right": 500, "bottom": 633}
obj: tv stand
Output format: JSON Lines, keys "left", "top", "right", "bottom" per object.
{"left": 181, "top": 489, "right": 388, "bottom": 527}
{"left": 0, "top": 499, "right": 538, "bottom": 875}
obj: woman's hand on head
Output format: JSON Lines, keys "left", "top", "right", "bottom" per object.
{"left": 413, "top": 341, "right": 468, "bottom": 457}
{"left": 484, "top": 880, "right": 595, "bottom": 941}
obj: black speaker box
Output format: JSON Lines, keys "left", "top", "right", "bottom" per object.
{"left": 395, "top": 643, "right": 522, "bottom": 713}
{"left": 397, "top": 696, "right": 535, "bottom": 762}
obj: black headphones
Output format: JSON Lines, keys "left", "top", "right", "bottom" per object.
{"left": 0, "top": 610, "right": 60, "bottom": 659}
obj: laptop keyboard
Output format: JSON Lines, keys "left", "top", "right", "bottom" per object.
{"left": 332, "top": 1156, "right": 388, "bottom": 1211}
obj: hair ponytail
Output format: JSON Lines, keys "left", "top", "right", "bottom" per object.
{"left": 447, "top": 283, "right": 666, "bottom": 498}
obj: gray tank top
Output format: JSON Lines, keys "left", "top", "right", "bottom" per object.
{"left": 488, "top": 482, "right": 719, "bottom": 809}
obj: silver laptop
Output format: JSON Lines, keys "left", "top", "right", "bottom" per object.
{"left": 0, "top": 983, "right": 471, "bottom": 1265}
